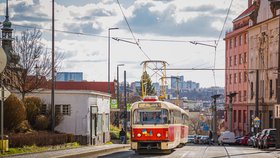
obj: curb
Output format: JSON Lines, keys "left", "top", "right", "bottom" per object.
{"left": 54, "top": 145, "right": 130, "bottom": 158}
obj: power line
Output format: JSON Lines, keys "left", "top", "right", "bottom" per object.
{"left": 116, "top": 0, "right": 152, "bottom": 61}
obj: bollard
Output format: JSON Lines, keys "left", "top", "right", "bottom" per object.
{"left": 0, "top": 135, "right": 9, "bottom": 152}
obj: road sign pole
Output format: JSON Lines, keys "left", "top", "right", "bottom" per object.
{"left": 1, "top": 74, "right": 4, "bottom": 153}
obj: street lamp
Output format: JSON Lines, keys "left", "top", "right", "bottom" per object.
{"left": 226, "top": 92, "right": 237, "bottom": 132}
{"left": 211, "top": 94, "right": 221, "bottom": 143}
{"left": 51, "top": 0, "right": 55, "bottom": 132}
{"left": 116, "top": 64, "right": 124, "bottom": 127}
{"left": 108, "top": 27, "right": 119, "bottom": 94}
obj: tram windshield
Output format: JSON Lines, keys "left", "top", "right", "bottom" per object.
{"left": 133, "top": 109, "right": 168, "bottom": 124}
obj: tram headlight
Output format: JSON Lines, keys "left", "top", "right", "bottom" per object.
{"left": 157, "top": 133, "right": 161, "bottom": 137}
{"left": 137, "top": 133, "right": 142, "bottom": 137}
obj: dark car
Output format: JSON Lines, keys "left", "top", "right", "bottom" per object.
{"left": 263, "top": 129, "right": 276, "bottom": 149}
{"left": 258, "top": 129, "right": 269, "bottom": 149}
{"left": 253, "top": 132, "right": 262, "bottom": 148}
{"left": 199, "top": 136, "right": 209, "bottom": 144}
{"left": 194, "top": 135, "right": 202, "bottom": 144}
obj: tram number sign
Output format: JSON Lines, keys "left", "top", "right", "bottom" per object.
{"left": 275, "top": 104, "right": 280, "bottom": 119}
{"left": 138, "top": 103, "right": 160, "bottom": 108}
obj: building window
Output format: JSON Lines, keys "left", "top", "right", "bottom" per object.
{"left": 234, "top": 110, "right": 236, "bottom": 122}
{"left": 270, "top": 79, "right": 273, "bottom": 99}
{"left": 41, "top": 104, "right": 47, "bottom": 115}
{"left": 234, "top": 37, "right": 237, "bottom": 47}
{"left": 229, "top": 74, "right": 232, "bottom": 84}
{"left": 269, "top": 111, "right": 273, "bottom": 128}
{"left": 243, "top": 110, "right": 246, "bottom": 123}
{"left": 230, "top": 38, "right": 233, "bottom": 49}
{"left": 56, "top": 104, "right": 71, "bottom": 115}
{"left": 238, "top": 110, "right": 241, "bottom": 123}
{"left": 244, "top": 52, "right": 247, "bottom": 63}
{"left": 239, "top": 72, "right": 242, "bottom": 83}
{"left": 244, "top": 72, "right": 247, "bottom": 82}
{"left": 239, "top": 54, "right": 242, "bottom": 64}
{"left": 239, "top": 91, "right": 242, "bottom": 102}
{"left": 234, "top": 73, "right": 237, "bottom": 83}
{"left": 245, "top": 33, "right": 248, "bottom": 44}
{"left": 55, "top": 105, "right": 61, "bottom": 114}
{"left": 244, "top": 90, "right": 247, "bottom": 101}
{"left": 234, "top": 55, "right": 237, "bottom": 65}
{"left": 239, "top": 35, "right": 242, "bottom": 46}
{"left": 250, "top": 82, "right": 254, "bottom": 99}
{"left": 62, "top": 104, "right": 71, "bottom": 115}
{"left": 229, "top": 56, "right": 232, "bottom": 67}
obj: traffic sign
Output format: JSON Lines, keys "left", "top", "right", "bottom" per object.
{"left": 0, "top": 86, "right": 11, "bottom": 101}
{"left": 254, "top": 117, "right": 260, "bottom": 128}
{"left": 0, "top": 47, "right": 7, "bottom": 73}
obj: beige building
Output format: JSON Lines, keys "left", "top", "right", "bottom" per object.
{"left": 247, "top": 0, "right": 280, "bottom": 131}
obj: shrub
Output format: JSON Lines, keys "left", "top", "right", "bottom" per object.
{"left": 24, "top": 97, "right": 43, "bottom": 126}
{"left": 15, "top": 120, "right": 32, "bottom": 133}
{"left": 34, "top": 115, "right": 49, "bottom": 130}
{"left": 4, "top": 94, "right": 26, "bottom": 131}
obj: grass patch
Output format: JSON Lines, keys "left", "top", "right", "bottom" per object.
{"left": 0, "top": 142, "right": 80, "bottom": 156}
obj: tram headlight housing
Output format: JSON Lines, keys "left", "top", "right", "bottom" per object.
{"left": 137, "top": 133, "right": 142, "bottom": 137}
{"left": 157, "top": 133, "right": 161, "bottom": 137}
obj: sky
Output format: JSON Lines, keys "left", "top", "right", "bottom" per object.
{"left": 0, "top": 0, "right": 248, "bottom": 88}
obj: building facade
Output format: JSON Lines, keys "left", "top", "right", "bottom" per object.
{"left": 247, "top": 0, "right": 280, "bottom": 131}
{"left": 56, "top": 72, "right": 83, "bottom": 81}
{"left": 224, "top": 2, "right": 254, "bottom": 136}
{"left": 30, "top": 90, "right": 111, "bottom": 145}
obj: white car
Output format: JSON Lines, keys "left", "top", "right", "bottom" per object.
{"left": 218, "top": 131, "right": 236, "bottom": 145}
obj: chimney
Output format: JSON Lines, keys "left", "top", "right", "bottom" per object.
{"left": 248, "top": 0, "right": 252, "bottom": 7}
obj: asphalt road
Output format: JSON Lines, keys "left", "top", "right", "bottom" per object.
{"left": 88, "top": 144, "right": 280, "bottom": 158}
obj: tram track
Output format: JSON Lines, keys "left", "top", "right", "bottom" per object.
{"left": 222, "top": 145, "right": 231, "bottom": 158}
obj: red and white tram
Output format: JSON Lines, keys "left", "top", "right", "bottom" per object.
{"left": 130, "top": 96, "right": 189, "bottom": 153}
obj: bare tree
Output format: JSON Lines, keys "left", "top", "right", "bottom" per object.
{"left": 4, "top": 29, "right": 62, "bottom": 99}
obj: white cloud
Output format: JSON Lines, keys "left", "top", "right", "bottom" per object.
{"left": 1, "top": 0, "right": 248, "bottom": 87}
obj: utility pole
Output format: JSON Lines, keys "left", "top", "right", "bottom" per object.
{"left": 123, "top": 70, "right": 127, "bottom": 144}
{"left": 51, "top": 0, "right": 55, "bottom": 132}
{"left": 117, "top": 64, "right": 124, "bottom": 127}
{"left": 211, "top": 94, "right": 221, "bottom": 143}
{"left": 226, "top": 92, "right": 237, "bottom": 132}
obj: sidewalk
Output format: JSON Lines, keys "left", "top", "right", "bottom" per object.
{"left": 4, "top": 144, "right": 130, "bottom": 158}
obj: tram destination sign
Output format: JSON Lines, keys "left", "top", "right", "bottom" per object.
{"left": 138, "top": 103, "right": 161, "bottom": 109}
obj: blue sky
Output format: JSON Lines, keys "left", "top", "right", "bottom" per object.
{"left": 0, "top": 0, "right": 248, "bottom": 88}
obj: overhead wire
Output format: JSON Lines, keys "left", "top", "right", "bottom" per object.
{"left": 116, "top": 0, "right": 152, "bottom": 61}
{"left": 212, "top": 0, "right": 234, "bottom": 90}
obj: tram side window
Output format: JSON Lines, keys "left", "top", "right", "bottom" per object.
{"left": 182, "top": 114, "right": 189, "bottom": 125}
{"left": 170, "top": 111, "right": 174, "bottom": 124}
{"left": 171, "top": 110, "right": 181, "bottom": 124}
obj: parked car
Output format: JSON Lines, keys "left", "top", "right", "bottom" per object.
{"left": 253, "top": 132, "right": 261, "bottom": 148}
{"left": 263, "top": 128, "right": 276, "bottom": 149}
{"left": 188, "top": 135, "right": 195, "bottom": 143}
{"left": 248, "top": 136, "right": 255, "bottom": 146}
{"left": 199, "top": 136, "right": 209, "bottom": 144}
{"left": 240, "top": 136, "right": 249, "bottom": 145}
{"left": 194, "top": 135, "right": 202, "bottom": 144}
{"left": 235, "top": 136, "right": 242, "bottom": 145}
{"left": 218, "top": 131, "right": 236, "bottom": 145}
{"left": 258, "top": 129, "right": 269, "bottom": 149}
